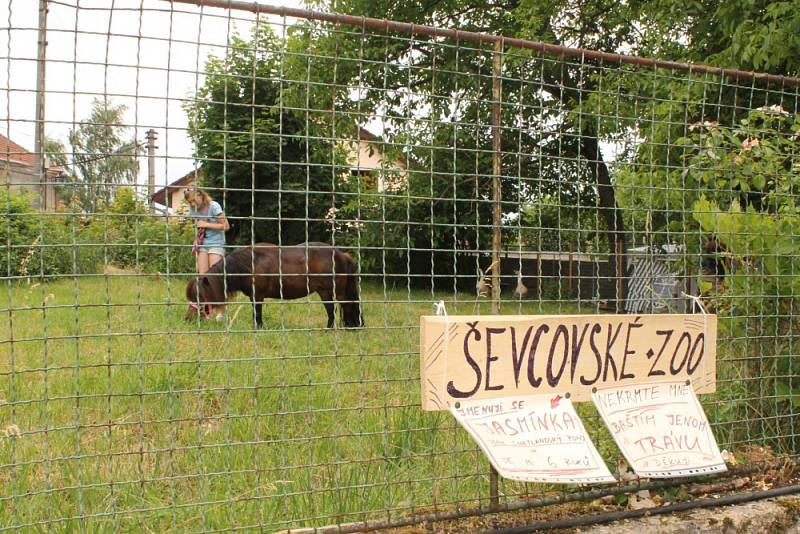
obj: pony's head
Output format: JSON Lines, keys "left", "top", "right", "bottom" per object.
{"left": 341, "top": 301, "right": 363, "bottom": 328}
{"left": 185, "top": 275, "right": 226, "bottom": 321}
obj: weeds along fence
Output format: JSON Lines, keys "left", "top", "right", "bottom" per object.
{"left": 2, "top": 0, "right": 800, "bottom": 531}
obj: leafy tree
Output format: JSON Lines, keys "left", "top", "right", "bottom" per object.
{"left": 631, "top": 0, "right": 800, "bottom": 76}
{"left": 604, "top": 0, "right": 799, "bottom": 234}
{"left": 67, "top": 99, "right": 140, "bottom": 212}
{"left": 43, "top": 136, "right": 70, "bottom": 169}
{"left": 296, "top": 0, "right": 642, "bottom": 290}
{"left": 686, "top": 107, "right": 798, "bottom": 213}
{"left": 691, "top": 118, "right": 800, "bottom": 436}
{"left": 43, "top": 136, "right": 75, "bottom": 206}
{"left": 184, "top": 25, "right": 348, "bottom": 246}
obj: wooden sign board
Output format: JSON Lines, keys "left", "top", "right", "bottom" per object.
{"left": 592, "top": 381, "right": 727, "bottom": 478}
{"left": 420, "top": 314, "right": 716, "bottom": 411}
{"left": 451, "top": 394, "right": 616, "bottom": 484}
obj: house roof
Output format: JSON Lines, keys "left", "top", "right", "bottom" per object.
{"left": 356, "top": 126, "right": 379, "bottom": 142}
{"left": 151, "top": 168, "right": 201, "bottom": 206}
{"left": 0, "top": 134, "right": 35, "bottom": 166}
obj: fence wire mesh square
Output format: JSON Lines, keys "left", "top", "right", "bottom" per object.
{"left": 1, "top": 0, "right": 799, "bottom": 531}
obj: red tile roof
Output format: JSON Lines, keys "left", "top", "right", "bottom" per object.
{"left": 0, "top": 134, "right": 35, "bottom": 166}
{"left": 151, "top": 169, "right": 201, "bottom": 206}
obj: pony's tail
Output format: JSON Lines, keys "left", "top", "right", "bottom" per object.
{"left": 341, "top": 252, "right": 363, "bottom": 328}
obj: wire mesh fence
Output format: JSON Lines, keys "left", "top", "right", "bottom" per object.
{"left": 1, "top": 0, "right": 799, "bottom": 531}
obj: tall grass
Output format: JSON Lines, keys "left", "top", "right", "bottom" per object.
{"left": 1, "top": 276, "right": 588, "bottom": 532}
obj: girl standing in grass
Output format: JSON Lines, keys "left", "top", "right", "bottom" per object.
{"left": 185, "top": 187, "right": 229, "bottom": 274}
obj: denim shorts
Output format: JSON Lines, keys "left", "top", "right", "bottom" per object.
{"left": 198, "top": 245, "right": 225, "bottom": 256}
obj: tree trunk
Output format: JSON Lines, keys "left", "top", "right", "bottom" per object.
{"left": 539, "top": 57, "right": 628, "bottom": 309}
{"left": 580, "top": 134, "right": 627, "bottom": 309}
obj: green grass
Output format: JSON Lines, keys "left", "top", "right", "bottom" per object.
{"left": 0, "top": 276, "right": 590, "bottom": 533}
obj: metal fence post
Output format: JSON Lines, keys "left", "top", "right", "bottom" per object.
{"left": 34, "top": 0, "right": 48, "bottom": 210}
{"left": 490, "top": 36, "right": 504, "bottom": 512}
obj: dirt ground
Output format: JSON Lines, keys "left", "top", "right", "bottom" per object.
{"left": 370, "top": 447, "right": 800, "bottom": 534}
{"left": 279, "top": 447, "right": 799, "bottom": 534}
{"left": 577, "top": 496, "right": 800, "bottom": 533}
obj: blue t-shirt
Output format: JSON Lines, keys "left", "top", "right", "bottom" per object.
{"left": 190, "top": 201, "right": 225, "bottom": 246}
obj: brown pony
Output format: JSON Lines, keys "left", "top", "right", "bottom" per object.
{"left": 186, "top": 242, "right": 363, "bottom": 328}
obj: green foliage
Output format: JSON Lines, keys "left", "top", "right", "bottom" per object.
{"left": 684, "top": 107, "right": 799, "bottom": 214}
{"left": 0, "top": 189, "right": 84, "bottom": 277}
{"left": 619, "top": 0, "right": 800, "bottom": 76}
{"left": 616, "top": 102, "right": 797, "bottom": 243}
{"left": 709, "top": 1, "right": 800, "bottom": 75}
{"left": 100, "top": 188, "right": 196, "bottom": 274}
{"left": 690, "top": 107, "right": 800, "bottom": 434}
{"left": 0, "top": 189, "right": 195, "bottom": 278}
{"left": 184, "top": 25, "right": 347, "bottom": 247}
{"left": 517, "top": 197, "right": 603, "bottom": 252}
{"left": 66, "top": 98, "right": 141, "bottom": 213}
{"left": 694, "top": 198, "right": 800, "bottom": 422}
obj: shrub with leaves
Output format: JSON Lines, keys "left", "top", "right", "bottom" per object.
{"left": 684, "top": 106, "right": 798, "bottom": 214}
{"left": 0, "top": 188, "right": 195, "bottom": 278}
{"left": 690, "top": 107, "right": 800, "bottom": 441}
{"left": 0, "top": 189, "right": 82, "bottom": 277}
{"left": 100, "top": 188, "right": 195, "bottom": 274}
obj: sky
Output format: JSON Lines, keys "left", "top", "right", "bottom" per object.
{"left": 1, "top": 0, "right": 306, "bottom": 195}
{"left": 1, "top": 0, "right": 631, "bottom": 206}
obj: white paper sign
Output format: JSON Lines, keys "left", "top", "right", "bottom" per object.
{"left": 592, "top": 381, "right": 727, "bottom": 478}
{"left": 450, "top": 394, "right": 616, "bottom": 484}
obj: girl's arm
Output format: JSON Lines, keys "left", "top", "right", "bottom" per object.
{"left": 196, "top": 213, "right": 228, "bottom": 231}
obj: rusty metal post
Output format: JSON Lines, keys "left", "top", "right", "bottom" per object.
{"left": 568, "top": 242, "right": 574, "bottom": 291}
{"left": 616, "top": 237, "right": 626, "bottom": 312}
{"left": 489, "top": 37, "right": 504, "bottom": 512}
{"left": 536, "top": 250, "right": 542, "bottom": 295}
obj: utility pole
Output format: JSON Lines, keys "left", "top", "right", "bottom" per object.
{"left": 34, "top": 0, "right": 48, "bottom": 210}
{"left": 145, "top": 129, "right": 158, "bottom": 212}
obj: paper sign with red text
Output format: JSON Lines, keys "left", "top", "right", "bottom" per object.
{"left": 450, "top": 394, "right": 616, "bottom": 484}
{"left": 592, "top": 381, "right": 727, "bottom": 478}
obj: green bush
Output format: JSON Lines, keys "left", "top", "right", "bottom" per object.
{"left": 0, "top": 190, "right": 85, "bottom": 277}
{"left": 689, "top": 107, "right": 800, "bottom": 447}
{"left": 0, "top": 188, "right": 196, "bottom": 278}
{"left": 98, "top": 189, "right": 196, "bottom": 274}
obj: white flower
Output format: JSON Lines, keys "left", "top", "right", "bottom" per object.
{"left": 759, "top": 104, "right": 790, "bottom": 115}
{"left": 3, "top": 425, "right": 21, "bottom": 439}
{"left": 689, "top": 120, "right": 718, "bottom": 132}
{"left": 741, "top": 138, "right": 760, "bottom": 151}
